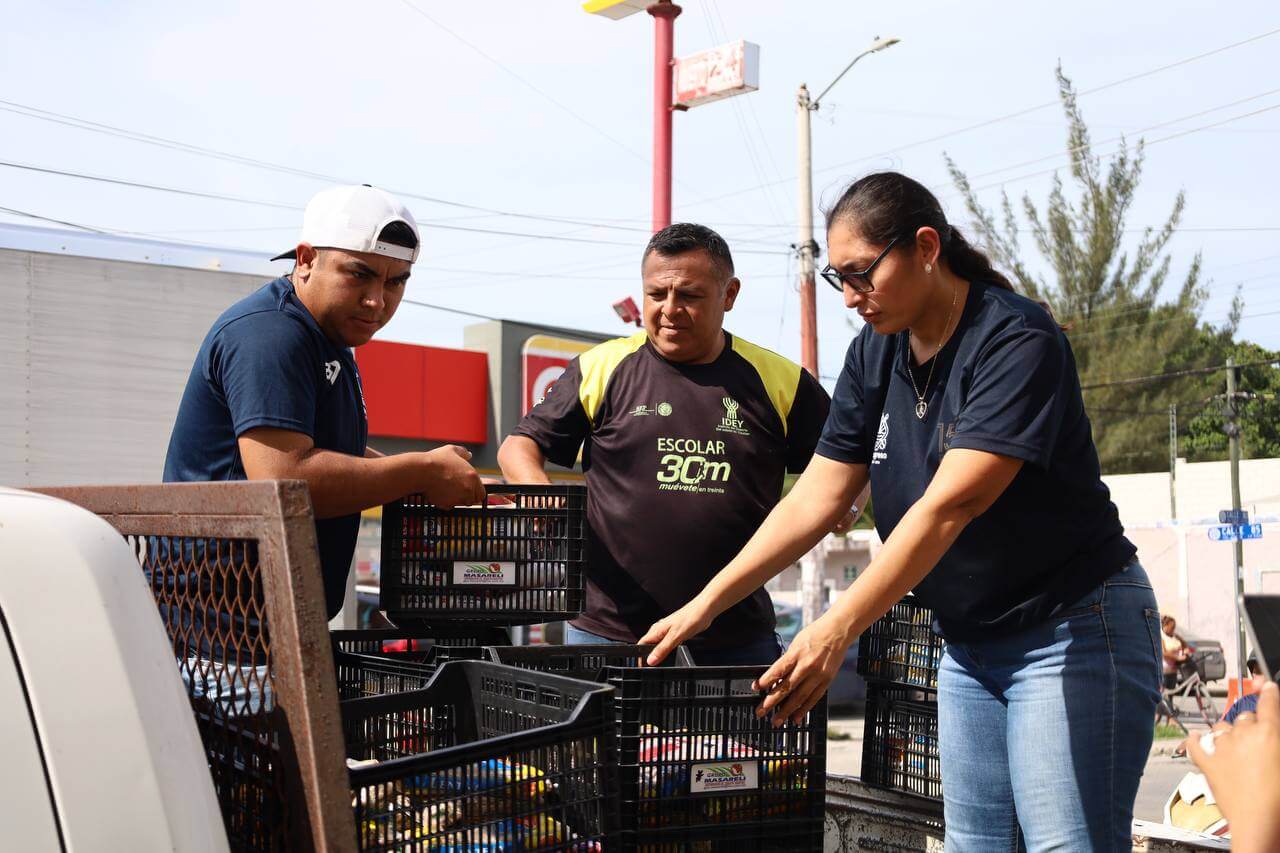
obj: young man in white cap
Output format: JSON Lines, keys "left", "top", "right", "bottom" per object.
{"left": 165, "top": 184, "right": 484, "bottom": 620}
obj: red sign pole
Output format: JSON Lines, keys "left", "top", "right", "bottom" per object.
{"left": 648, "top": 2, "right": 681, "bottom": 234}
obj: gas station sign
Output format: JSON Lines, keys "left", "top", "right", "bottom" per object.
{"left": 522, "top": 334, "right": 596, "bottom": 415}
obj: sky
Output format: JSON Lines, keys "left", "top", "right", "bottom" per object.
{"left": 2, "top": 0, "right": 1278, "bottom": 385}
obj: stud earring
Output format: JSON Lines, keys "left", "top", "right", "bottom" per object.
{"left": 925, "top": 263, "right": 933, "bottom": 274}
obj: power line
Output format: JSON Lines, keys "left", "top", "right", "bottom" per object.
{"left": 0, "top": 98, "right": 659, "bottom": 236}
{"left": 392, "top": 0, "right": 732, "bottom": 218}
{"left": 1081, "top": 357, "right": 1280, "bottom": 390}
{"left": 0, "top": 159, "right": 789, "bottom": 254}
{"left": 1044, "top": 272, "right": 1280, "bottom": 327}
{"left": 0, "top": 204, "right": 113, "bottom": 234}
{"left": 951, "top": 101, "right": 1280, "bottom": 199}
{"left": 962, "top": 87, "right": 1280, "bottom": 183}
{"left": 679, "top": 26, "right": 1280, "bottom": 208}
{"left": 1066, "top": 304, "right": 1280, "bottom": 340}
{"left": 394, "top": 0, "right": 650, "bottom": 170}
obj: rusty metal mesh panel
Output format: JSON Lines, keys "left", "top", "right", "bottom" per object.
{"left": 35, "top": 481, "right": 363, "bottom": 852}
{"left": 132, "top": 533, "right": 287, "bottom": 852}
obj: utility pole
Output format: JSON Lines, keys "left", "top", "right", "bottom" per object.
{"left": 796, "top": 84, "right": 818, "bottom": 377}
{"left": 1225, "top": 357, "right": 1248, "bottom": 684}
{"left": 794, "top": 37, "right": 899, "bottom": 627}
{"left": 1168, "top": 404, "right": 1177, "bottom": 520}
{"left": 648, "top": 1, "right": 681, "bottom": 233}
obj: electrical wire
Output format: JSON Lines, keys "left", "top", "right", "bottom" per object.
{"left": 678, "top": 26, "right": 1280, "bottom": 207}
{"left": 0, "top": 99, "right": 666, "bottom": 235}
{"left": 0, "top": 158, "right": 791, "bottom": 254}
{"left": 948, "top": 102, "right": 1280, "bottom": 200}
{"left": 1081, "top": 357, "right": 1280, "bottom": 390}
{"left": 0, "top": 204, "right": 113, "bottom": 234}
{"left": 961, "top": 87, "right": 1280, "bottom": 183}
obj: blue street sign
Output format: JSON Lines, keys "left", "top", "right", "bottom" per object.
{"left": 1209, "top": 523, "right": 1264, "bottom": 541}
{"left": 1209, "top": 525, "right": 1239, "bottom": 541}
{"left": 1220, "top": 509, "right": 1250, "bottom": 525}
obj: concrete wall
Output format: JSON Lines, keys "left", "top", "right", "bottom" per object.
{"left": 0, "top": 246, "right": 264, "bottom": 486}
{"left": 1103, "top": 456, "right": 1280, "bottom": 678}
{"left": 1127, "top": 522, "right": 1280, "bottom": 675}
{"left": 1104, "top": 457, "right": 1280, "bottom": 527}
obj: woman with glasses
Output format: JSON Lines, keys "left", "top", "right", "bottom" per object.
{"left": 642, "top": 171, "right": 1161, "bottom": 852}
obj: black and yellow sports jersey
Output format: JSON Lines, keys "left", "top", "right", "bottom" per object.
{"left": 512, "top": 331, "right": 830, "bottom": 649}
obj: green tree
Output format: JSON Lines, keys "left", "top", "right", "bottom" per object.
{"left": 945, "top": 66, "right": 1240, "bottom": 473}
{"left": 1182, "top": 342, "right": 1280, "bottom": 462}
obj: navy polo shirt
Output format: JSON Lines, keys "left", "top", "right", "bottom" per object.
{"left": 816, "top": 280, "right": 1135, "bottom": 641}
{"left": 163, "top": 276, "right": 368, "bottom": 619}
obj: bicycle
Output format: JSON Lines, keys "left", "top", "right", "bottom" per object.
{"left": 1157, "top": 648, "right": 1224, "bottom": 734}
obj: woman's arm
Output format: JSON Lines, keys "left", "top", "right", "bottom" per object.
{"left": 757, "top": 448, "right": 1024, "bottom": 725}
{"left": 641, "top": 454, "right": 868, "bottom": 663}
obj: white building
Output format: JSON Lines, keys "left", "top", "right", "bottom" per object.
{"left": 1103, "top": 457, "right": 1280, "bottom": 684}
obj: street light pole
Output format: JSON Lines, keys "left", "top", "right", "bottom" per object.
{"left": 797, "top": 38, "right": 899, "bottom": 628}
{"left": 795, "top": 37, "right": 900, "bottom": 378}
{"left": 648, "top": 1, "right": 682, "bottom": 233}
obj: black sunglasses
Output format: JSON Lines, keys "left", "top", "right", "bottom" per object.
{"left": 820, "top": 236, "right": 900, "bottom": 294}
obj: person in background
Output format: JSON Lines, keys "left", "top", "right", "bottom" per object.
{"left": 1189, "top": 681, "right": 1280, "bottom": 853}
{"left": 643, "top": 172, "right": 1161, "bottom": 851}
{"left": 1162, "top": 614, "right": 1193, "bottom": 688}
{"left": 1223, "top": 656, "right": 1267, "bottom": 723}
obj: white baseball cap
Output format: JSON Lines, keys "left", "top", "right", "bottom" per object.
{"left": 271, "top": 184, "right": 420, "bottom": 263}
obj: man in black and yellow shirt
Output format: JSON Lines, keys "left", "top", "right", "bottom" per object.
{"left": 498, "top": 223, "right": 830, "bottom": 664}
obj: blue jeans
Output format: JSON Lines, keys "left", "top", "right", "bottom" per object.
{"left": 938, "top": 559, "right": 1162, "bottom": 852}
{"left": 565, "top": 623, "right": 783, "bottom": 666}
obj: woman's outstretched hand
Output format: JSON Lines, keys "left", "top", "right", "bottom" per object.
{"left": 754, "top": 614, "right": 850, "bottom": 726}
{"left": 640, "top": 599, "right": 714, "bottom": 666}
{"left": 1187, "top": 681, "right": 1280, "bottom": 853}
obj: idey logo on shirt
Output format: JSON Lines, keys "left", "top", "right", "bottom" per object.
{"left": 324, "top": 360, "right": 341, "bottom": 385}
{"left": 872, "top": 412, "right": 889, "bottom": 465}
{"left": 716, "top": 396, "right": 750, "bottom": 436}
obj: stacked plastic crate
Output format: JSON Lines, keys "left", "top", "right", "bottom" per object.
{"left": 333, "top": 484, "right": 618, "bottom": 850}
{"left": 856, "top": 596, "right": 944, "bottom": 803}
{"left": 486, "top": 644, "right": 828, "bottom": 852}
{"left": 332, "top": 483, "right": 589, "bottom": 699}
{"left": 333, "top": 484, "right": 828, "bottom": 850}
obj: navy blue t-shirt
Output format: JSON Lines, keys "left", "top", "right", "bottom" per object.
{"left": 163, "top": 276, "right": 368, "bottom": 619}
{"left": 816, "top": 280, "right": 1135, "bottom": 641}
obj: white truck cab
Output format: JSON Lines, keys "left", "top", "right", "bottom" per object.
{"left": 0, "top": 487, "right": 228, "bottom": 852}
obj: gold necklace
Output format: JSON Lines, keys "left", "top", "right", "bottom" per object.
{"left": 907, "top": 282, "right": 959, "bottom": 420}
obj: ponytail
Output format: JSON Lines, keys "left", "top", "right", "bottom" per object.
{"left": 943, "top": 225, "right": 1014, "bottom": 291}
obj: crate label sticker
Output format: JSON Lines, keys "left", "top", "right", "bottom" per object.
{"left": 452, "top": 561, "right": 516, "bottom": 585}
{"left": 690, "top": 760, "right": 758, "bottom": 794}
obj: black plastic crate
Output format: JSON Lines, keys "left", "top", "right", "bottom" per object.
{"left": 861, "top": 684, "right": 941, "bottom": 802}
{"left": 380, "top": 485, "right": 587, "bottom": 626}
{"left": 343, "top": 660, "right": 616, "bottom": 851}
{"left": 610, "top": 664, "right": 826, "bottom": 852}
{"left": 331, "top": 627, "right": 511, "bottom": 657}
{"left": 334, "top": 647, "right": 490, "bottom": 700}
{"left": 486, "top": 643, "right": 696, "bottom": 679}
{"left": 856, "top": 596, "right": 943, "bottom": 691}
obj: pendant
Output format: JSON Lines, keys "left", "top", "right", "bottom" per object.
{"left": 915, "top": 400, "right": 928, "bottom": 420}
